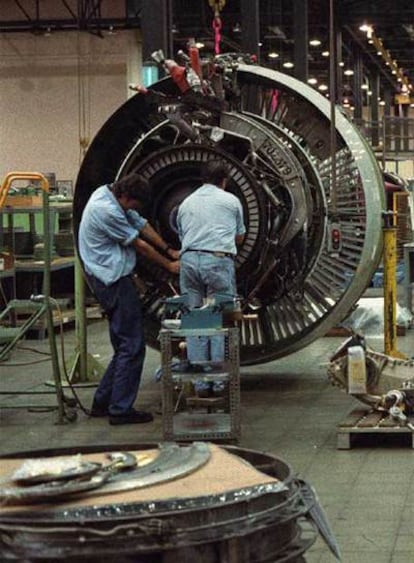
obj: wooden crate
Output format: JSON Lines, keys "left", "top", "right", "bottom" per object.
{"left": 337, "top": 408, "right": 414, "bottom": 449}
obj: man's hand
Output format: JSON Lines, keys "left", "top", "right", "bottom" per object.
{"left": 134, "top": 238, "right": 179, "bottom": 274}
{"left": 168, "top": 260, "right": 180, "bottom": 275}
{"left": 140, "top": 224, "right": 181, "bottom": 260}
{"left": 167, "top": 248, "right": 180, "bottom": 260}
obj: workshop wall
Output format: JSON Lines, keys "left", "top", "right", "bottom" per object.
{"left": 0, "top": 29, "right": 142, "bottom": 187}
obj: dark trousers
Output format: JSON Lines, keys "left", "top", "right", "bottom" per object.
{"left": 88, "top": 275, "right": 146, "bottom": 415}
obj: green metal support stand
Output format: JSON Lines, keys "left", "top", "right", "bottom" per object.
{"left": 66, "top": 253, "right": 104, "bottom": 385}
{"left": 1, "top": 172, "right": 76, "bottom": 422}
{"left": 42, "top": 184, "right": 69, "bottom": 423}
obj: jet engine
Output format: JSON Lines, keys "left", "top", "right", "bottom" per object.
{"left": 73, "top": 53, "right": 385, "bottom": 365}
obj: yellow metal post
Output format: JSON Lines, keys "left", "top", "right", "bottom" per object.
{"left": 382, "top": 212, "right": 406, "bottom": 359}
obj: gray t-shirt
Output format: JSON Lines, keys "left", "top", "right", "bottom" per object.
{"left": 177, "top": 184, "right": 245, "bottom": 255}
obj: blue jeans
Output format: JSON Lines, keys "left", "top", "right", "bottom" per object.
{"left": 179, "top": 252, "right": 236, "bottom": 362}
{"left": 88, "top": 275, "right": 145, "bottom": 415}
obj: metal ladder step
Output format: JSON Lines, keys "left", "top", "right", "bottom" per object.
{"left": 5, "top": 300, "right": 46, "bottom": 311}
{"left": 0, "top": 327, "right": 23, "bottom": 344}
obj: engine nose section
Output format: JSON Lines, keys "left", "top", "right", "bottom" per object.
{"left": 74, "top": 59, "right": 384, "bottom": 365}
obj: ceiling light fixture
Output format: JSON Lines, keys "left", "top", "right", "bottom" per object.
{"left": 268, "top": 51, "right": 279, "bottom": 59}
{"left": 322, "top": 51, "right": 330, "bottom": 57}
{"left": 359, "top": 23, "right": 373, "bottom": 34}
{"left": 283, "top": 61, "right": 294, "bottom": 68}
{"left": 309, "top": 39, "right": 321, "bottom": 46}
{"left": 307, "top": 77, "right": 318, "bottom": 85}
{"left": 344, "top": 69, "right": 354, "bottom": 76}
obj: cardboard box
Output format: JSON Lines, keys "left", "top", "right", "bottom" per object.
{"left": 3, "top": 195, "right": 43, "bottom": 207}
{"left": 0, "top": 251, "right": 14, "bottom": 271}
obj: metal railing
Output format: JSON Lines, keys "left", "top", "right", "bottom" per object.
{"left": 353, "top": 117, "right": 414, "bottom": 162}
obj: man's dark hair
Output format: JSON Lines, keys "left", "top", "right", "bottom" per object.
{"left": 111, "top": 172, "right": 152, "bottom": 206}
{"left": 201, "top": 161, "right": 229, "bottom": 186}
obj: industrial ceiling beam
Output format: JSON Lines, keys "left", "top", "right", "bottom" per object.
{"left": 141, "top": 0, "right": 173, "bottom": 60}
{"left": 0, "top": 0, "right": 142, "bottom": 33}
{"left": 293, "top": 0, "right": 308, "bottom": 82}
{"left": 240, "top": 0, "right": 260, "bottom": 63}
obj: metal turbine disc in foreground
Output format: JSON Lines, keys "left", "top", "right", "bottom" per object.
{"left": 74, "top": 61, "right": 385, "bottom": 365}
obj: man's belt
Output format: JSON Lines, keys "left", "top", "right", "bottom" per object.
{"left": 185, "top": 249, "right": 235, "bottom": 259}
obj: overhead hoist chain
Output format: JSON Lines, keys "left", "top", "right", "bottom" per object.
{"left": 208, "top": 0, "right": 226, "bottom": 55}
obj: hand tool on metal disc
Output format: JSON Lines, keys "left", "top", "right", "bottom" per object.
{"left": 0, "top": 444, "right": 210, "bottom": 505}
{"left": 0, "top": 452, "right": 137, "bottom": 505}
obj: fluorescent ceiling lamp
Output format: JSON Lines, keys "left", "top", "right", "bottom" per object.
{"left": 283, "top": 61, "right": 294, "bottom": 68}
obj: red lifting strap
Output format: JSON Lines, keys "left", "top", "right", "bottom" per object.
{"left": 212, "top": 16, "right": 222, "bottom": 55}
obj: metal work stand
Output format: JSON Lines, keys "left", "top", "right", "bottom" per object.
{"left": 160, "top": 327, "right": 241, "bottom": 443}
{"left": 0, "top": 172, "right": 72, "bottom": 423}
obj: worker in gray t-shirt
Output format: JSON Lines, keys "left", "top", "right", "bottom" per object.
{"left": 177, "top": 160, "right": 246, "bottom": 363}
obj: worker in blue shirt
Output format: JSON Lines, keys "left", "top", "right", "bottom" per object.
{"left": 79, "top": 172, "right": 179, "bottom": 425}
{"left": 177, "top": 160, "right": 245, "bottom": 364}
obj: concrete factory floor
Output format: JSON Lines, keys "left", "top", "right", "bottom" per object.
{"left": 1, "top": 305, "right": 413, "bottom": 562}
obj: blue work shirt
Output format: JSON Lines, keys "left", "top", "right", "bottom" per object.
{"left": 79, "top": 185, "right": 147, "bottom": 285}
{"left": 177, "top": 184, "right": 245, "bottom": 255}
